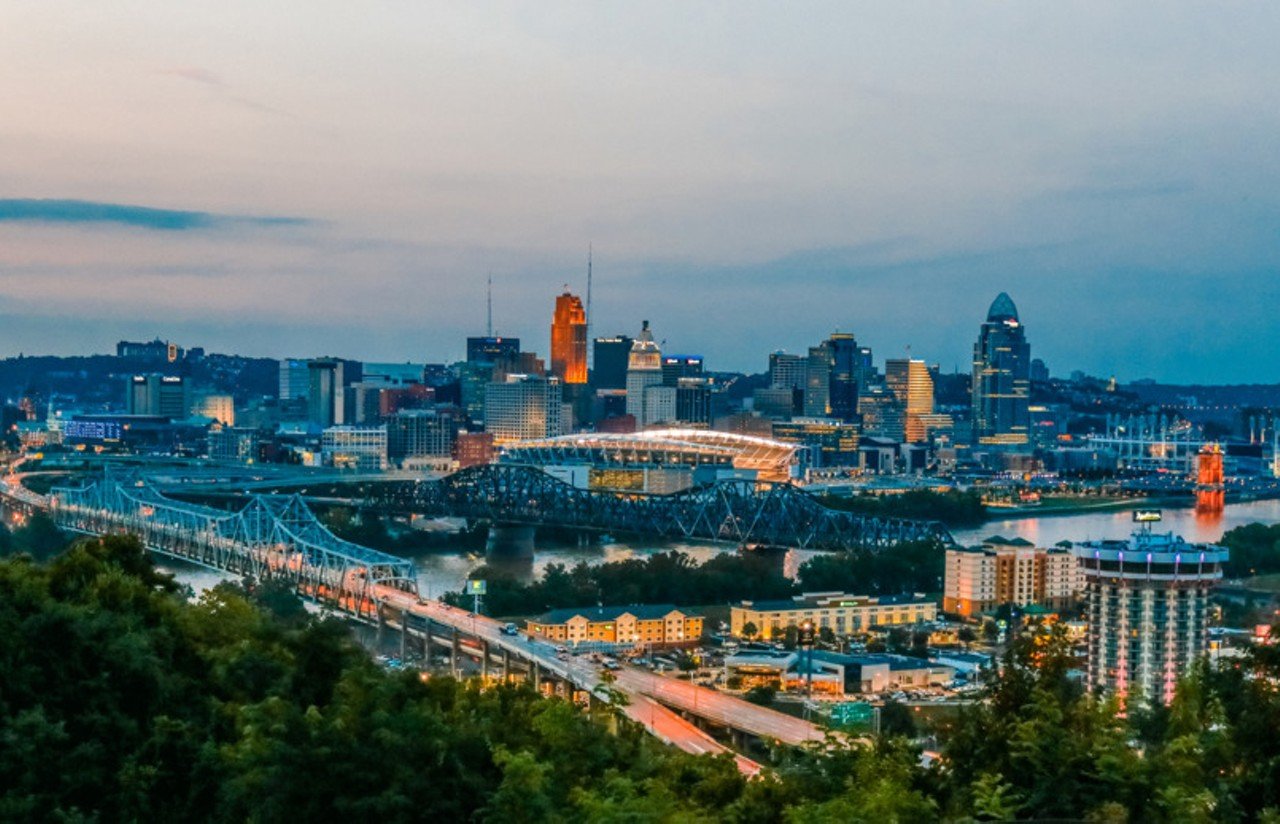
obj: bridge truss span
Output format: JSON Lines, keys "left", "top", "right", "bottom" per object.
{"left": 375, "top": 463, "right": 952, "bottom": 550}
{"left": 49, "top": 477, "right": 418, "bottom": 617}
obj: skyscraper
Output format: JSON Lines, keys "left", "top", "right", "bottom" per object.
{"left": 972, "top": 292, "right": 1031, "bottom": 446}
{"left": 592, "top": 336, "right": 632, "bottom": 390}
{"left": 803, "top": 344, "right": 830, "bottom": 417}
{"left": 550, "top": 291, "right": 587, "bottom": 384}
{"left": 661, "top": 355, "right": 703, "bottom": 387}
{"left": 466, "top": 336, "right": 521, "bottom": 366}
{"left": 885, "top": 358, "right": 934, "bottom": 443}
{"left": 768, "top": 351, "right": 806, "bottom": 391}
{"left": 625, "top": 321, "right": 664, "bottom": 424}
{"left": 307, "top": 358, "right": 345, "bottom": 428}
{"left": 826, "top": 333, "right": 860, "bottom": 423}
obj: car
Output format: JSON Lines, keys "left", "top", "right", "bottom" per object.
{"left": 501, "top": 623, "right": 519, "bottom": 636}
{"left": 555, "top": 645, "right": 569, "bottom": 654}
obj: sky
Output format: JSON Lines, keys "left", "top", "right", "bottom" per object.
{"left": 1, "top": 2, "right": 1278, "bottom": 383}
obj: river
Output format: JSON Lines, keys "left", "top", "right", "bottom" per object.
{"left": 157, "top": 499, "right": 1280, "bottom": 599}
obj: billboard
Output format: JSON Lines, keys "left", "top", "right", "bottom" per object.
{"left": 1133, "top": 509, "right": 1163, "bottom": 523}
{"left": 465, "top": 579, "right": 487, "bottom": 596}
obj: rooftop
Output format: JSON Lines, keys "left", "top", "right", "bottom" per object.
{"left": 532, "top": 603, "right": 698, "bottom": 625}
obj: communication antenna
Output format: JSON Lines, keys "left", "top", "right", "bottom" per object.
{"left": 486, "top": 272, "right": 493, "bottom": 337}
{"left": 586, "top": 244, "right": 593, "bottom": 368}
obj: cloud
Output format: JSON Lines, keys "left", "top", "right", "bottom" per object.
{"left": 0, "top": 199, "right": 310, "bottom": 231}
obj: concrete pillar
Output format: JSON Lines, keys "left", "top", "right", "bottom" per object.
{"left": 481, "top": 640, "right": 489, "bottom": 680}
{"left": 502, "top": 648, "right": 511, "bottom": 682}
{"left": 451, "top": 626, "right": 460, "bottom": 678}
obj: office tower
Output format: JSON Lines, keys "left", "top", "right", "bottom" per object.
{"left": 307, "top": 358, "right": 345, "bottom": 428}
{"left": 125, "top": 375, "right": 190, "bottom": 419}
{"left": 592, "top": 336, "right": 632, "bottom": 390}
{"left": 1030, "top": 358, "right": 1050, "bottom": 384}
{"left": 484, "top": 374, "right": 564, "bottom": 444}
{"left": 826, "top": 333, "right": 860, "bottom": 423}
{"left": 674, "top": 377, "right": 713, "bottom": 425}
{"left": 625, "top": 321, "right": 664, "bottom": 424}
{"left": 386, "top": 407, "right": 462, "bottom": 464}
{"left": 550, "top": 290, "right": 588, "bottom": 384}
{"left": 768, "top": 351, "right": 806, "bottom": 391}
{"left": 771, "top": 418, "right": 860, "bottom": 468}
{"left": 803, "top": 345, "right": 831, "bottom": 417}
{"left": 885, "top": 358, "right": 934, "bottom": 443}
{"left": 858, "top": 385, "right": 905, "bottom": 442}
{"left": 972, "top": 292, "right": 1031, "bottom": 446}
{"left": 1073, "top": 529, "right": 1227, "bottom": 705}
{"left": 467, "top": 336, "right": 521, "bottom": 366}
{"left": 662, "top": 354, "right": 704, "bottom": 387}
{"left": 278, "top": 359, "right": 310, "bottom": 401}
{"left": 753, "top": 386, "right": 798, "bottom": 419}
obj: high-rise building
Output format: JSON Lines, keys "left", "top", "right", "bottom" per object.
{"left": 467, "top": 336, "right": 521, "bottom": 366}
{"left": 592, "top": 336, "right": 632, "bottom": 390}
{"left": 826, "top": 333, "right": 860, "bottom": 423}
{"left": 550, "top": 291, "right": 588, "bottom": 384}
{"left": 662, "top": 355, "right": 704, "bottom": 387}
{"left": 674, "top": 378, "right": 713, "bottom": 425}
{"left": 125, "top": 375, "right": 191, "bottom": 420}
{"left": 972, "top": 292, "right": 1031, "bottom": 446}
{"left": 858, "top": 385, "right": 904, "bottom": 442}
{"left": 768, "top": 351, "right": 806, "bottom": 391}
{"left": 278, "top": 359, "right": 310, "bottom": 401}
{"left": 386, "top": 407, "right": 462, "bottom": 465}
{"left": 803, "top": 345, "right": 831, "bottom": 417}
{"left": 771, "top": 418, "right": 860, "bottom": 468}
{"left": 1073, "top": 528, "right": 1227, "bottom": 705}
{"left": 885, "top": 358, "right": 934, "bottom": 444}
{"left": 307, "top": 358, "right": 345, "bottom": 428}
{"left": 625, "top": 321, "right": 665, "bottom": 425}
{"left": 484, "top": 374, "right": 564, "bottom": 444}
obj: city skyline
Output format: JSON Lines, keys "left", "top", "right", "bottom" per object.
{"left": 3, "top": 4, "right": 1279, "bottom": 382}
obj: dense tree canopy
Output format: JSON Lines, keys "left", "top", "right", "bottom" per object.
{"left": 8, "top": 532, "right": 1280, "bottom": 821}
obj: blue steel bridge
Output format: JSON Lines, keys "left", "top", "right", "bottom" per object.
{"left": 369, "top": 463, "right": 955, "bottom": 550}
{"left": 48, "top": 473, "right": 418, "bottom": 619}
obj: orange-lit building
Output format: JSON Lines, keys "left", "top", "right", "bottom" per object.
{"left": 527, "top": 604, "right": 703, "bottom": 649}
{"left": 1196, "top": 443, "right": 1225, "bottom": 514}
{"left": 550, "top": 290, "right": 587, "bottom": 384}
{"left": 453, "top": 432, "right": 495, "bottom": 467}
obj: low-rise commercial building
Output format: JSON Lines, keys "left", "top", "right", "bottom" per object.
{"left": 527, "top": 604, "right": 703, "bottom": 650}
{"left": 320, "top": 425, "right": 388, "bottom": 470}
{"left": 724, "top": 649, "right": 954, "bottom": 695}
{"left": 731, "top": 592, "right": 937, "bottom": 640}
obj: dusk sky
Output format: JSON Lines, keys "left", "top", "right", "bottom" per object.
{"left": 2, "top": 3, "right": 1278, "bottom": 383}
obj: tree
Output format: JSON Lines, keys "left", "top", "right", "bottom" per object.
{"left": 741, "top": 621, "right": 759, "bottom": 640}
{"left": 745, "top": 685, "right": 777, "bottom": 706}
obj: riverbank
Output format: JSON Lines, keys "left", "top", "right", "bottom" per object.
{"left": 980, "top": 495, "right": 1189, "bottom": 521}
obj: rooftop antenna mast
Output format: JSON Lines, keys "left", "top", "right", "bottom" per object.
{"left": 486, "top": 272, "right": 493, "bottom": 337}
{"left": 586, "top": 244, "right": 593, "bottom": 369}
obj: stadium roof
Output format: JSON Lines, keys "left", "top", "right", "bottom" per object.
{"left": 501, "top": 428, "right": 798, "bottom": 482}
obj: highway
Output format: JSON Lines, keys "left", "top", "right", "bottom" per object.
{"left": 374, "top": 587, "right": 764, "bottom": 776}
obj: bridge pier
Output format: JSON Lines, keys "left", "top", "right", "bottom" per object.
{"left": 450, "top": 626, "right": 461, "bottom": 677}
{"left": 485, "top": 524, "right": 536, "bottom": 559}
{"left": 502, "top": 648, "right": 512, "bottom": 682}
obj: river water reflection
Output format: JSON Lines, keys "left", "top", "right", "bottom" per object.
{"left": 160, "top": 499, "right": 1280, "bottom": 600}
